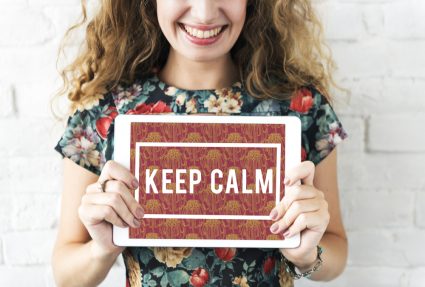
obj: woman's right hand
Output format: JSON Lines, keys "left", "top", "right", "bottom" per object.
{"left": 78, "top": 160, "right": 144, "bottom": 258}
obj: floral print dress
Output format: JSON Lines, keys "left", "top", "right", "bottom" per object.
{"left": 54, "top": 72, "right": 348, "bottom": 287}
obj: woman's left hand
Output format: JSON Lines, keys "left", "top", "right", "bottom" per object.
{"left": 268, "top": 161, "right": 330, "bottom": 270}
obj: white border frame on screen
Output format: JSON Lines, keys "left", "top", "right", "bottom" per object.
{"left": 113, "top": 114, "right": 301, "bottom": 248}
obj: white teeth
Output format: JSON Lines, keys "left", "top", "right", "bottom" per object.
{"left": 197, "top": 29, "right": 203, "bottom": 38}
{"left": 182, "top": 24, "right": 223, "bottom": 39}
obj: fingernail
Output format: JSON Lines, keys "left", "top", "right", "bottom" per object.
{"left": 270, "top": 223, "right": 279, "bottom": 233}
{"left": 284, "top": 177, "right": 290, "bottom": 185}
{"left": 283, "top": 230, "right": 291, "bottom": 238}
{"left": 132, "top": 179, "right": 139, "bottom": 189}
{"left": 269, "top": 209, "right": 278, "bottom": 220}
{"left": 136, "top": 207, "right": 144, "bottom": 219}
{"left": 133, "top": 218, "right": 141, "bottom": 228}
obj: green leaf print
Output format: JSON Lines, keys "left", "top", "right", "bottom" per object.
{"left": 316, "top": 105, "right": 339, "bottom": 137}
{"left": 151, "top": 266, "right": 165, "bottom": 278}
{"left": 209, "top": 276, "right": 221, "bottom": 285}
{"left": 160, "top": 274, "right": 169, "bottom": 287}
{"left": 301, "top": 115, "right": 314, "bottom": 131}
{"left": 313, "top": 90, "right": 322, "bottom": 107}
{"left": 167, "top": 270, "right": 190, "bottom": 286}
{"left": 142, "top": 80, "right": 156, "bottom": 94}
{"left": 138, "top": 249, "right": 153, "bottom": 266}
{"left": 248, "top": 260, "right": 256, "bottom": 272}
{"left": 322, "top": 104, "right": 339, "bottom": 122}
{"left": 181, "top": 249, "right": 206, "bottom": 269}
{"left": 311, "top": 153, "right": 322, "bottom": 165}
{"left": 302, "top": 132, "right": 310, "bottom": 154}
{"left": 158, "top": 81, "right": 166, "bottom": 90}
{"left": 142, "top": 273, "right": 153, "bottom": 287}
{"left": 225, "top": 261, "right": 233, "bottom": 269}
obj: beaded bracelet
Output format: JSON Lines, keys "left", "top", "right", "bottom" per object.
{"left": 282, "top": 245, "right": 324, "bottom": 280}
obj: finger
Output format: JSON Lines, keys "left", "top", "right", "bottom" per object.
{"left": 284, "top": 161, "right": 315, "bottom": 186}
{"left": 269, "top": 198, "right": 322, "bottom": 234}
{"left": 269, "top": 185, "right": 318, "bottom": 221}
{"left": 98, "top": 160, "right": 139, "bottom": 190}
{"left": 283, "top": 211, "right": 327, "bottom": 238}
{"left": 81, "top": 192, "right": 141, "bottom": 228}
{"left": 86, "top": 179, "right": 112, "bottom": 194}
{"left": 86, "top": 181, "right": 104, "bottom": 193}
{"left": 86, "top": 180, "right": 144, "bottom": 219}
{"left": 107, "top": 180, "right": 145, "bottom": 219}
{"left": 78, "top": 203, "right": 128, "bottom": 228}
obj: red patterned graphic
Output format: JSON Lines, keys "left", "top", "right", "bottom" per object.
{"left": 128, "top": 121, "right": 288, "bottom": 240}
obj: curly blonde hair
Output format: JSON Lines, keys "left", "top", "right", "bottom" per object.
{"left": 52, "top": 0, "right": 339, "bottom": 117}
{"left": 53, "top": 1, "right": 335, "bottom": 282}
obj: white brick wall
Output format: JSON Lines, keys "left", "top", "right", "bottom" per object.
{"left": 0, "top": 0, "right": 423, "bottom": 286}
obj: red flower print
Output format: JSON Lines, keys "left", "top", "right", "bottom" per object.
{"left": 106, "top": 106, "right": 118, "bottom": 118}
{"left": 126, "top": 103, "right": 149, "bottom": 114}
{"left": 96, "top": 117, "right": 112, "bottom": 139}
{"left": 126, "top": 100, "right": 171, "bottom": 114}
{"left": 214, "top": 248, "right": 236, "bottom": 261}
{"left": 190, "top": 267, "right": 209, "bottom": 287}
{"left": 263, "top": 257, "right": 275, "bottom": 274}
{"left": 151, "top": 101, "right": 171, "bottom": 113}
{"left": 95, "top": 107, "right": 119, "bottom": 140}
{"left": 301, "top": 146, "right": 307, "bottom": 161}
{"left": 289, "top": 87, "right": 314, "bottom": 114}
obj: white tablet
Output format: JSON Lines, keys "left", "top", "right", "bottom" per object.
{"left": 113, "top": 114, "right": 301, "bottom": 248}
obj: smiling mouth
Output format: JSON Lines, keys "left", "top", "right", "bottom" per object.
{"left": 178, "top": 23, "right": 228, "bottom": 39}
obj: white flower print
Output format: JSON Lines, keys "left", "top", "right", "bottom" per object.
{"left": 113, "top": 83, "right": 142, "bottom": 110}
{"left": 251, "top": 99, "right": 280, "bottom": 114}
{"left": 222, "top": 97, "right": 241, "bottom": 113}
{"left": 204, "top": 95, "right": 220, "bottom": 113}
{"left": 215, "top": 87, "right": 231, "bottom": 98}
{"left": 62, "top": 125, "right": 103, "bottom": 168}
{"left": 176, "top": 93, "right": 187, "bottom": 106}
{"left": 185, "top": 97, "right": 197, "bottom": 113}
{"left": 316, "top": 138, "right": 328, "bottom": 150}
{"left": 315, "top": 121, "right": 344, "bottom": 159}
{"left": 204, "top": 89, "right": 243, "bottom": 114}
{"left": 328, "top": 121, "right": 343, "bottom": 145}
{"left": 153, "top": 247, "right": 192, "bottom": 268}
{"left": 164, "top": 86, "right": 178, "bottom": 96}
{"left": 204, "top": 92, "right": 242, "bottom": 114}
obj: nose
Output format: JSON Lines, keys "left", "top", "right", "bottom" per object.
{"left": 190, "top": 0, "right": 219, "bottom": 24}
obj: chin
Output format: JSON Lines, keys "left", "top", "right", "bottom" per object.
{"left": 181, "top": 50, "right": 228, "bottom": 63}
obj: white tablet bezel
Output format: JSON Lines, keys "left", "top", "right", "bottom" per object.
{"left": 113, "top": 114, "right": 301, "bottom": 248}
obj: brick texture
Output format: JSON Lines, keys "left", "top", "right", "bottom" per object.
{"left": 0, "top": 0, "right": 424, "bottom": 286}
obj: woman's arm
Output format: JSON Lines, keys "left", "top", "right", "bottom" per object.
{"left": 51, "top": 158, "right": 122, "bottom": 287}
{"left": 270, "top": 147, "right": 348, "bottom": 282}
{"left": 288, "top": 148, "right": 348, "bottom": 281}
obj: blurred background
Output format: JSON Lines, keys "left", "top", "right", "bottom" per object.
{"left": 0, "top": 0, "right": 424, "bottom": 286}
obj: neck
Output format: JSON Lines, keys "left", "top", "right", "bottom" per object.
{"left": 157, "top": 48, "right": 239, "bottom": 90}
